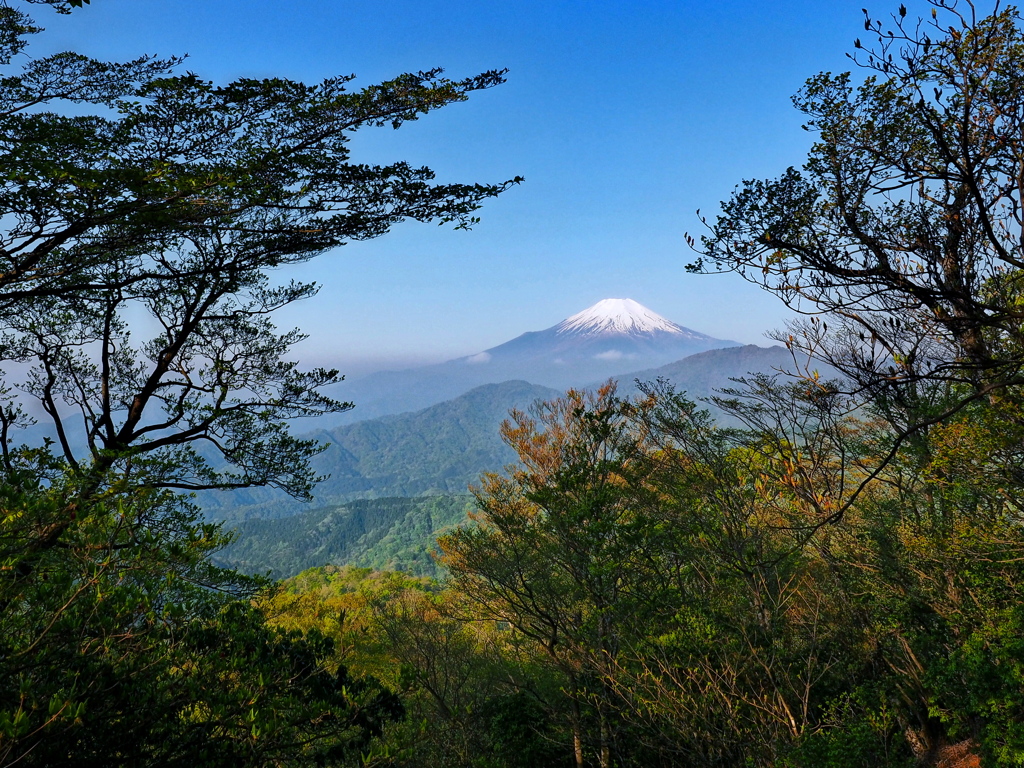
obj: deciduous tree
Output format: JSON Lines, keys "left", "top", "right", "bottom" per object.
{"left": 692, "top": 1, "right": 1024, "bottom": 407}
{"left": 0, "top": 1, "right": 518, "bottom": 764}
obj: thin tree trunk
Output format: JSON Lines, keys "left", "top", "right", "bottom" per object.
{"left": 571, "top": 700, "right": 584, "bottom": 768}
{"left": 599, "top": 704, "right": 610, "bottom": 768}
{"left": 568, "top": 671, "right": 585, "bottom": 768}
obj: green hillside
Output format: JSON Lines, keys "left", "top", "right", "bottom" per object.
{"left": 215, "top": 495, "right": 475, "bottom": 579}
{"left": 201, "top": 379, "right": 560, "bottom": 520}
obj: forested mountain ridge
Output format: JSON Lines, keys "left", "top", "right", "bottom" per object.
{"left": 202, "top": 345, "right": 794, "bottom": 521}
{"left": 201, "top": 380, "right": 561, "bottom": 520}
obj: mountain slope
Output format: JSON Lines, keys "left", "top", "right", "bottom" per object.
{"left": 202, "top": 346, "right": 796, "bottom": 522}
{"left": 611, "top": 344, "right": 797, "bottom": 394}
{"left": 201, "top": 380, "right": 561, "bottom": 520}
{"left": 328, "top": 298, "right": 738, "bottom": 424}
{"left": 214, "top": 495, "right": 474, "bottom": 579}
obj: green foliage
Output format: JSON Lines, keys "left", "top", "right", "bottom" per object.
{"left": 2, "top": 597, "right": 402, "bottom": 767}
{"left": 693, "top": 2, "right": 1024, "bottom": 398}
{"left": 675, "top": 7, "right": 1024, "bottom": 762}
{"left": 217, "top": 495, "right": 475, "bottom": 579}
{"left": 781, "top": 688, "right": 912, "bottom": 768}
{"left": 477, "top": 692, "right": 565, "bottom": 768}
{"left": 0, "top": 0, "right": 515, "bottom": 764}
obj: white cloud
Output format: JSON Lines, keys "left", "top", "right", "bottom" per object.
{"left": 594, "top": 349, "right": 623, "bottom": 360}
{"left": 465, "top": 352, "right": 491, "bottom": 364}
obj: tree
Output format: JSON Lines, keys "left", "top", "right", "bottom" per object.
{"left": 688, "top": 2, "right": 1024, "bottom": 764}
{"left": 0, "top": 0, "right": 518, "bottom": 763}
{"left": 692, "top": 1, "right": 1024, "bottom": 408}
{"left": 438, "top": 382, "right": 888, "bottom": 767}
{"left": 441, "top": 384, "right": 680, "bottom": 768}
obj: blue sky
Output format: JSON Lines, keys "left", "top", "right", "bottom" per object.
{"left": 42, "top": 0, "right": 887, "bottom": 373}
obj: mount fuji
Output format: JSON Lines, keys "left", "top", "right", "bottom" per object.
{"left": 331, "top": 299, "right": 739, "bottom": 423}
{"left": 464, "top": 298, "right": 730, "bottom": 370}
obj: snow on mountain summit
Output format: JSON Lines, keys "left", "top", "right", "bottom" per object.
{"left": 555, "top": 298, "right": 690, "bottom": 337}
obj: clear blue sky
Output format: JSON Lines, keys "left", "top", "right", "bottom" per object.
{"left": 41, "top": 0, "right": 895, "bottom": 373}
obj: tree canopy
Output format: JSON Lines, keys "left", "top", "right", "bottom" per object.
{"left": 0, "top": 1, "right": 518, "bottom": 764}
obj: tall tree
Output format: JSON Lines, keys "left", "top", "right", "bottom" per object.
{"left": 441, "top": 384, "right": 673, "bottom": 768}
{"left": 690, "top": 2, "right": 1024, "bottom": 763}
{"left": 0, "top": 1, "right": 518, "bottom": 764}
{"left": 692, "top": 1, "right": 1024, "bottom": 407}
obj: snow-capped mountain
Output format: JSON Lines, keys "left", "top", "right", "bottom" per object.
{"left": 555, "top": 298, "right": 697, "bottom": 337}
{"left": 459, "top": 298, "right": 732, "bottom": 370}
{"left": 327, "top": 299, "right": 740, "bottom": 424}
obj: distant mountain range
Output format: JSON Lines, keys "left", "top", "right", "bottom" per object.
{"left": 211, "top": 343, "right": 809, "bottom": 578}
{"left": 200, "top": 344, "right": 795, "bottom": 521}
{"left": 612, "top": 343, "right": 801, "bottom": 399}
{"left": 328, "top": 298, "right": 740, "bottom": 424}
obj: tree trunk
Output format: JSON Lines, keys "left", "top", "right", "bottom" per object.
{"left": 571, "top": 697, "right": 584, "bottom": 768}
{"left": 598, "top": 704, "right": 610, "bottom": 768}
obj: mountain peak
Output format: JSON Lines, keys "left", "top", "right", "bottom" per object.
{"left": 555, "top": 298, "right": 685, "bottom": 337}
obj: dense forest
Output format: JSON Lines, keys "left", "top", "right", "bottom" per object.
{"left": 4, "top": 1, "right": 1024, "bottom": 767}
{"left": 216, "top": 495, "right": 475, "bottom": 579}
